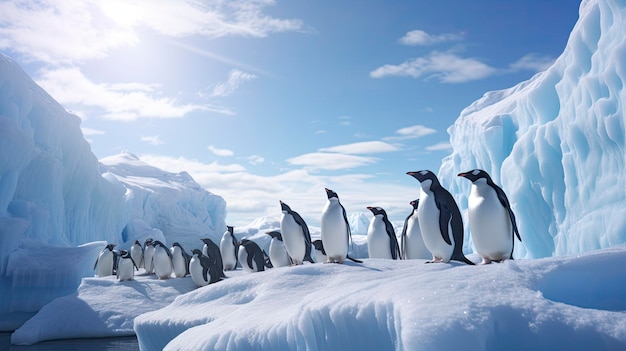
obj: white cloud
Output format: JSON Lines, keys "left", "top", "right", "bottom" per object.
{"left": 36, "top": 67, "right": 234, "bottom": 121}
{"left": 0, "top": 0, "right": 303, "bottom": 64}
{"left": 399, "top": 30, "right": 462, "bottom": 46}
{"left": 510, "top": 53, "right": 555, "bottom": 72}
{"left": 395, "top": 125, "right": 437, "bottom": 138}
{"left": 425, "top": 142, "right": 452, "bottom": 151}
{"left": 81, "top": 127, "right": 105, "bottom": 136}
{"left": 319, "top": 141, "right": 398, "bottom": 154}
{"left": 212, "top": 69, "right": 257, "bottom": 97}
{"left": 141, "top": 135, "right": 164, "bottom": 146}
{"left": 208, "top": 145, "right": 234, "bottom": 157}
{"left": 287, "top": 152, "right": 378, "bottom": 171}
{"left": 370, "top": 51, "right": 497, "bottom": 83}
{"left": 247, "top": 155, "right": 265, "bottom": 165}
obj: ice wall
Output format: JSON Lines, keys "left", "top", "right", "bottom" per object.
{"left": 439, "top": 0, "right": 626, "bottom": 258}
{"left": 0, "top": 53, "right": 226, "bottom": 323}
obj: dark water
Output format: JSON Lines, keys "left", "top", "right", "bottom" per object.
{"left": 0, "top": 333, "right": 139, "bottom": 351}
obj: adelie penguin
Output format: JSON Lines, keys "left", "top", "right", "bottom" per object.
{"left": 400, "top": 199, "right": 431, "bottom": 260}
{"left": 170, "top": 242, "right": 191, "bottom": 277}
{"left": 407, "top": 170, "right": 474, "bottom": 265}
{"left": 458, "top": 169, "right": 522, "bottom": 264}
{"left": 220, "top": 226, "right": 239, "bottom": 270}
{"left": 117, "top": 249, "right": 138, "bottom": 281}
{"left": 143, "top": 238, "right": 155, "bottom": 274}
{"left": 189, "top": 249, "right": 222, "bottom": 287}
{"left": 366, "top": 207, "right": 401, "bottom": 259}
{"left": 320, "top": 188, "right": 362, "bottom": 263}
{"left": 279, "top": 201, "right": 315, "bottom": 265}
{"left": 152, "top": 240, "right": 173, "bottom": 279}
{"left": 130, "top": 240, "right": 144, "bottom": 269}
{"left": 94, "top": 243, "right": 117, "bottom": 277}
{"left": 201, "top": 238, "right": 227, "bottom": 278}
{"left": 238, "top": 239, "right": 272, "bottom": 272}
{"left": 265, "top": 231, "right": 292, "bottom": 268}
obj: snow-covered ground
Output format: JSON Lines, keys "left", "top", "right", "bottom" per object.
{"left": 8, "top": 245, "right": 626, "bottom": 350}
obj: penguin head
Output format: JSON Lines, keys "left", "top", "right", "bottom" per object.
{"left": 458, "top": 169, "right": 492, "bottom": 183}
{"left": 407, "top": 170, "right": 440, "bottom": 189}
{"left": 119, "top": 249, "right": 130, "bottom": 258}
{"left": 105, "top": 243, "right": 116, "bottom": 251}
{"left": 191, "top": 249, "right": 203, "bottom": 257}
{"left": 367, "top": 206, "right": 387, "bottom": 217}
{"left": 265, "top": 231, "right": 283, "bottom": 241}
{"left": 226, "top": 226, "right": 234, "bottom": 234}
{"left": 201, "top": 238, "right": 215, "bottom": 246}
{"left": 134, "top": 240, "right": 141, "bottom": 245}
{"left": 172, "top": 242, "right": 182, "bottom": 249}
{"left": 144, "top": 238, "right": 154, "bottom": 246}
{"left": 325, "top": 188, "right": 339, "bottom": 200}
{"left": 153, "top": 240, "right": 165, "bottom": 248}
{"left": 410, "top": 199, "right": 419, "bottom": 209}
{"left": 279, "top": 201, "right": 292, "bottom": 213}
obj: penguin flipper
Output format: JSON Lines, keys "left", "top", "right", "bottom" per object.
{"left": 94, "top": 258, "right": 98, "bottom": 271}
{"left": 130, "top": 257, "right": 139, "bottom": 270}
{"left": 346, "top": 255, "right": 363, "bottom": 264}
{"left": 437, "top": 207, "right": 453, "bottom": 246}
{"left": 494, "top": 186, "right": 522, "bottom": 242}
{"left": 247, "top": 250, "right": 255, "bottom": 270}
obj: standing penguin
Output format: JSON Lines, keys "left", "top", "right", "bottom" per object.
{"left": 94, "top": 244, "right": 117, "bottom": 277}
{"left": 189, "top": 249, "right": 222, "bottom": 287}
{"left": 238, "top": 239, "right": 271, "bottom": 273}
{"left": 152, "top": 240, "right": 173, "bottom": 279}
{"left": 366, "top": 207, "right": 401, "bottom": 259}
{"left": 407, "top": 170, "right": 474, "bottom": 265}
{"left": 279, "top": 201, "right": 315, "bottom": 265}
{"left": 265, "top": 231, "right": 292, "bottom": 268}
{"left": 117, "top": 249, "right": 138, "bottom": 281}
{"left": 130, "top": 240, "right": 144, "bottom": 269}
{"left": 458, "top": 169, "right": 522, "bottom": 263}
{"left": 170, "top": 242, "right": 191, "bottom": 277}
{"left": 201, "top": 238, "right": 226, "bottom": 278}
{"left": 220, "top": 226, "right": 239, "bottom": 270}
{"left": 143, "top": 238, "right": 155, "bottom": 274}
{"left": 320, "top": 188, "right": 362, "bottom": 263}
{"left": 400, "top": 200, "right": 431, "bottom": 260}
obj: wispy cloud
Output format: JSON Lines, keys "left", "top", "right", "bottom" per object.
{"left": 36, "top": 67, "right": 234, "bottom": 121}
{"left": 287, "top": 152, "right": 378, "bottom": 171}
{"left": 425, "top": 142, "right": 452, "bottom": 151}
{"left": 399, "top": 30, "right": 462, "bottom": 46}
{"left": 509, "top": 53, "right": 555, "bottom": 72}
{"left": 211, "top": 69, "right": 257, "bottom": 97}
{"left": 246, "top": 155, "right": 265, "bottom": 165}
{"left": 208, "top": 145, "right": 234, "bottom": 157}
{"left": 370, "top": 51, "right": 497, "bottom": 83}
{"left": 319, "top": 141, "right": 398, "bottom": 154}
{"left": 141, "top": 135, "right": 164, "bottom": 146}
{"left": 0, "top": 0, "right": 303, "bottom": 64}
{"left": 81, "top": 127, "right": 105, "bottom": 136}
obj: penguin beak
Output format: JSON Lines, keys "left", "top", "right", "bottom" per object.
{"left": 458, "top": 172, "right": 466, "bottom": 177}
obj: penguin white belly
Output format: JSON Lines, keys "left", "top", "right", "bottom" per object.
{"left": 418, "top": 191, "right": 454, "bottom": 262}
{"left": 117, "top": 258, "right": 134, "bottom": 281}
{"left": 321, "top": 203, "right": 349, "bottom": 262}
{"left": 468, "top": 187, "right": 512, "bottom": 262}
{"left": 281, "top": 214, "right": 306, "bottom": 264}
{"left": 238, "top": 246, "right": 259, "bottom": 272}
{"left": 367, "top": 217, "right": 392, "bottom": 259}
{"left": 189, "top": 257, "right": 208, "bottom": 287}
{"left": 404, "top": 213, "right": 431, "bottom": 259}
{"left": 97, "top": 251, "right": 114, "bottom": 277}
{"left": 131, "top": 245, "right": 143, "bottom": 269}
{"left": 220, "top": 236, "right": 237, "bottom": 270}
{"left": 269, "top": 239, "right": 291, "bottom": 268}
{"left": 144, "top": 246, "right": 155, "bottom": 274}
{"left": 170, "top": 247, "right": 187, "bottom": 278}
{"left": 153, "top": 247, "right": 172, "bottom": 279}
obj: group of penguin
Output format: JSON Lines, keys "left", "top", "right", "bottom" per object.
{"left": 94, "top": 168, "right": 523, "bottom": 287}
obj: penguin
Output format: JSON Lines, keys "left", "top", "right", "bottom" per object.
{"left": 279, "top": 201, "right": 315, "bottom": 265}
{"left": 265, "top": 230, "right": 292, "bottom": 268}
{"left": 201, "top": 238, "right": 226, "bottom": 278}
{"left": 400, "top": 199, "right": 431, "bottom": 260}
{"left": 130, "top": 240, "right": 144, "bottom": 269}
{"left": 407, "top": 170, "right": 474, "bottom": 265}
{"left": 458, "top": 169, "right": 522, "bottom": 264}
{"left": 237, "top": 239, "right": 271, "bottom": 273}
{"left": 143, "top": 238, "right": 155, "bottom": 274}
{"left": 189, "top": 249, "right": 222, "bottom": 287}
{"left": 366, "top": 207, "right": 401, "bottom": 259}
{"left": 320, "top": 188, "right": 363, "bottom": 263}
{"left": 170, "top": 242, "right": 191, "bottom": 277}
{"left": 220, "top": 226, "right": 239, "bottom": 270}
{"left": 152, "top": 240, "right": 173, "bottom": 279}
{"left": 312, "top": 240, "right": 327, "bottom": 263}
{"left": 117, "top": 249, "right": 138, "bottom": 281}
{"left": 94, "top": 243, "right": 117, "bottom": 277}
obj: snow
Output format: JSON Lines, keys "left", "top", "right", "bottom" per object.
{"left": 2, "top": 0, "right": 626, "bottom": 348}
{"left": 439, "top": 0, "right": 626, "bottom": 258}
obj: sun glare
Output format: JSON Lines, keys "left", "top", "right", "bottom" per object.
{"left": 99, "top": 1, "right": 141, "bottom": 28}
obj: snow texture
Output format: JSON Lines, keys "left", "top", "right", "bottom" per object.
{"left": 440, "top": 0, "right": 626, "bottom": 258}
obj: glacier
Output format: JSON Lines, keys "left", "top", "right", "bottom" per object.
{"left": 0, "top": 54, "right": 226, "bottom": 329}
{"left": 440, "top": 0, "right": 626, "bottom": 258}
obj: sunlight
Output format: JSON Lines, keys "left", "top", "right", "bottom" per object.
{"left": 98, "top": 0, "right": 141, "bottom": 28}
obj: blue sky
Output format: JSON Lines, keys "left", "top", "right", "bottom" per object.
{"left": 0, "top": 0, "right": 580, "bottom": 226}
